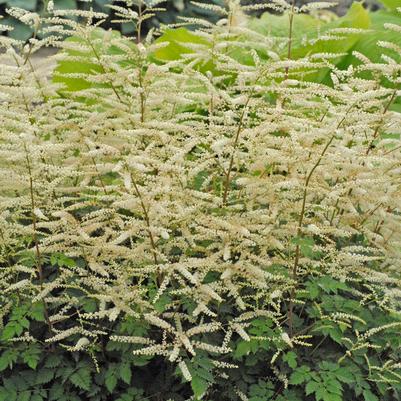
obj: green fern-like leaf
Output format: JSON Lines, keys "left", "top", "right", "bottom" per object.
{"left": 105, "top": 370, "right": 118, "bottom": 393}
{"left": 22, "top": 344, "right": 42, "bottom": 370}
{"left": 69, "top": 368, "right": 91, "bottom": 391}
{"left": 48, "top": 383, "right": 65, "bottom": 401}
{"left": 35, "top": 369, "right": 55, "bottom": 385}
{"left": 119, "top": 362, "right": 132, "bottom": 385}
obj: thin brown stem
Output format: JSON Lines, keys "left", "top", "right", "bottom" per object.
{"left": 27, "top": 58, "right": 49, "bottom": 102}
{"left": 288, "top": 105, "right": 353, "bottom": 336}
{"left": 85, "top": 36, "right": 126, "bottom": 105}
{"left": 130, "top": 174, "right": 159, "bottom": 269}
{"left": 137, "top": 2, "right": 143, "bottom": 44}
{"left": 383, "top": 143, "right": 401, "bottom": 156}
{"left": 310, "top": 335, "right": 327, "bottom": 356}
{"left": 23, "top": 21, "right": 39, "bottom": 66}
{"left": 23, "top": 144, "right": 54, "bottom": 336}
{"left": 221, "top": 96, "right": 252, "bottom": 206}
{"left": 357, "top": 202, "right": 383, "bottom": 228}
{"left": 80, "top": 140, "right": 108, "bottom": 195}
{"left": 329, "top": 197, "right": 340, "bottom": 226}
{"left": 284, "top": 0, "right": 296, "bottom": 79}
{"left": 366, "top": 89, "right": 397, "bottom": 156}
{"left": 138, "top": 67, "right": 146, "bottom": 123}
{"left": 333, "top": 90, "right": 398, "bottom": 225}
{"left": 24, "top": 145, "right": 44, "bottom": 288}
{"left": 90, "top": 156, "right": 108, "bottom": 195}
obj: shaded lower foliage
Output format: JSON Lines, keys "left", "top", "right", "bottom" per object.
{"left": 1, "top": 275, "right": 400, "bottom": 401}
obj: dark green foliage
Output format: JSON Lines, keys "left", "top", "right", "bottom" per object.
{"left": 1, "top": 274, "right": 400, "bottom": 400}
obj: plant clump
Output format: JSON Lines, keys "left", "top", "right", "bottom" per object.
{"left": 0, "top": 1, "right": 401, "bottom": 400}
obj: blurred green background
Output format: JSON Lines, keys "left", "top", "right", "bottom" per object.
{"left": 0, "top": 0, "right": 383, "bottom": 41}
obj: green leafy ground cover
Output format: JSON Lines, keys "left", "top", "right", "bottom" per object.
{"left": 1, "top": 274, "right": 401, "bottom": 401}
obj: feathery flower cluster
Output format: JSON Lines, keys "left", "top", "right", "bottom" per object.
{"left": 0, "top": 0, "right": 400, "bottom": 390}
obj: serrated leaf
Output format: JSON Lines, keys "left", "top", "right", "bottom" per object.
{"left": 51, "top": 253, "right": 76, "bottom": 267}
{"left": 44, "top": 354, "right": 63, "bottom": 368}
{"left": 82, "top": 298, "right": 97, "bottom": 313}
{"left": 363, "top": 389, "right": 379, "bottom": 401}
{"left": 326, "top": 380, "right": 342, "bottom": 396}
{"left": 249, "top": 380, "right": 275, "bottom": 399}
{"left": 305, "top": 380, "right": 320, "bottom": 396}
{"left": 305, "top": 281, "right": 320, "bottom": 299}
{"left": 30, "top": 394, "right": 44, "bottom": 401}
{"left": 20, "top": 318, "right": 30, "bottom": 329}
{"left": 283, "top": 351, "right": 297, "bottom": 369}
{"left": 0, "top": 349, "right": 19, "bottom": 371}
{"left": 36, "top": 368, "right": 54, "bottom": 385}
{"left": 132, "top": 355, "right": 151, "bottom": 366}
{"left": 234, "top": 340, "right": 252, "bottom": 358}
{"left": 1, "top": 322, "right": 19, "bottom": 340}
{"left": 253, "top": 3, "right": 369, "bottom": 84}
{"left": 335, "top": 367, "right": 354, "bottom": 384}
{"left": 22, "top": 344, "right": 41, "bottom": 370}
{"left": 119, "top": 363, "right": 132, "bottom": 385}
{"left": 29, "top": 303, "right": 46, "bottom": 322}
{"left": 18, "top": 391, "right": 31, "bottom": 401}
{"left": 115, "top": 395, "right": 134, "bottom": 401}
{"left": 289, "top": 371, "right": 306, "bottom": 385}
{"left": 0, "top": 387, "right": 17, "bottom": 401}
{"left": 153, "top": 293, "right": 172, "bottom": 313}
{"left": 49, "top": 383, "right": 64, "bottom": 401}
{"left": 323, "top": 394, "right": 342, "bottom": 401}
{"left": 292, "top": 236, "right": 315, "bottom": 257}
{"left": 7, "top": 20, "right": 33, "bottom": 41}
{"left": 191, "top": 376, "right": 208, "bottom": 400}
{"left": 104, "top": 366, "right": 118, "bottom": 393}
{"left": 121, "top": 22, "right": 136, "bottom": 34}
{"left": 195, "top": 356, "right": 214, "bottom": 371}
{"left": 69, "top": 368, "right": 91, "bottom": 391}
{"left": 314, "top": 387, "right": 326, "bottom": 401}
{"left": 115, "top": 387, "right": 144, "bottom": 401}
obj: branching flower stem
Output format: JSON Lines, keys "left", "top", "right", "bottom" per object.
{"left": 23, "top": 144, "right": 54, "bottom": 337}
{"left": 221, "top": 96, "right": 252, "bottom": 206}
{"left": 285, "top": 0, "right": 296, "bottom": 79}
{"left": 287, "top": 105, "right": 353, "bottom": 336}
{"left": 129, "top": 173, "right": 162, "bottom": 285}
{"left": 84, "top": 35, "right": 127, "bottom": 106}
{"left": 366, "top": 89, "right": 398, "bottom": 155}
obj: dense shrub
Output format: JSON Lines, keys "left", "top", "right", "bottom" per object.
{"left": 0, "top": 1, "right": 401, "bottom": 400}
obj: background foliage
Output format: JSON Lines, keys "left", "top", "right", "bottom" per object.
{"left": 0, "top": 0, "right": 383, "bottom": 41}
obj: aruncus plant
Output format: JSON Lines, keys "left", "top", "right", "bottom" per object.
{"left": 0, "top": 1, "right": 401, "bottom": 400}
